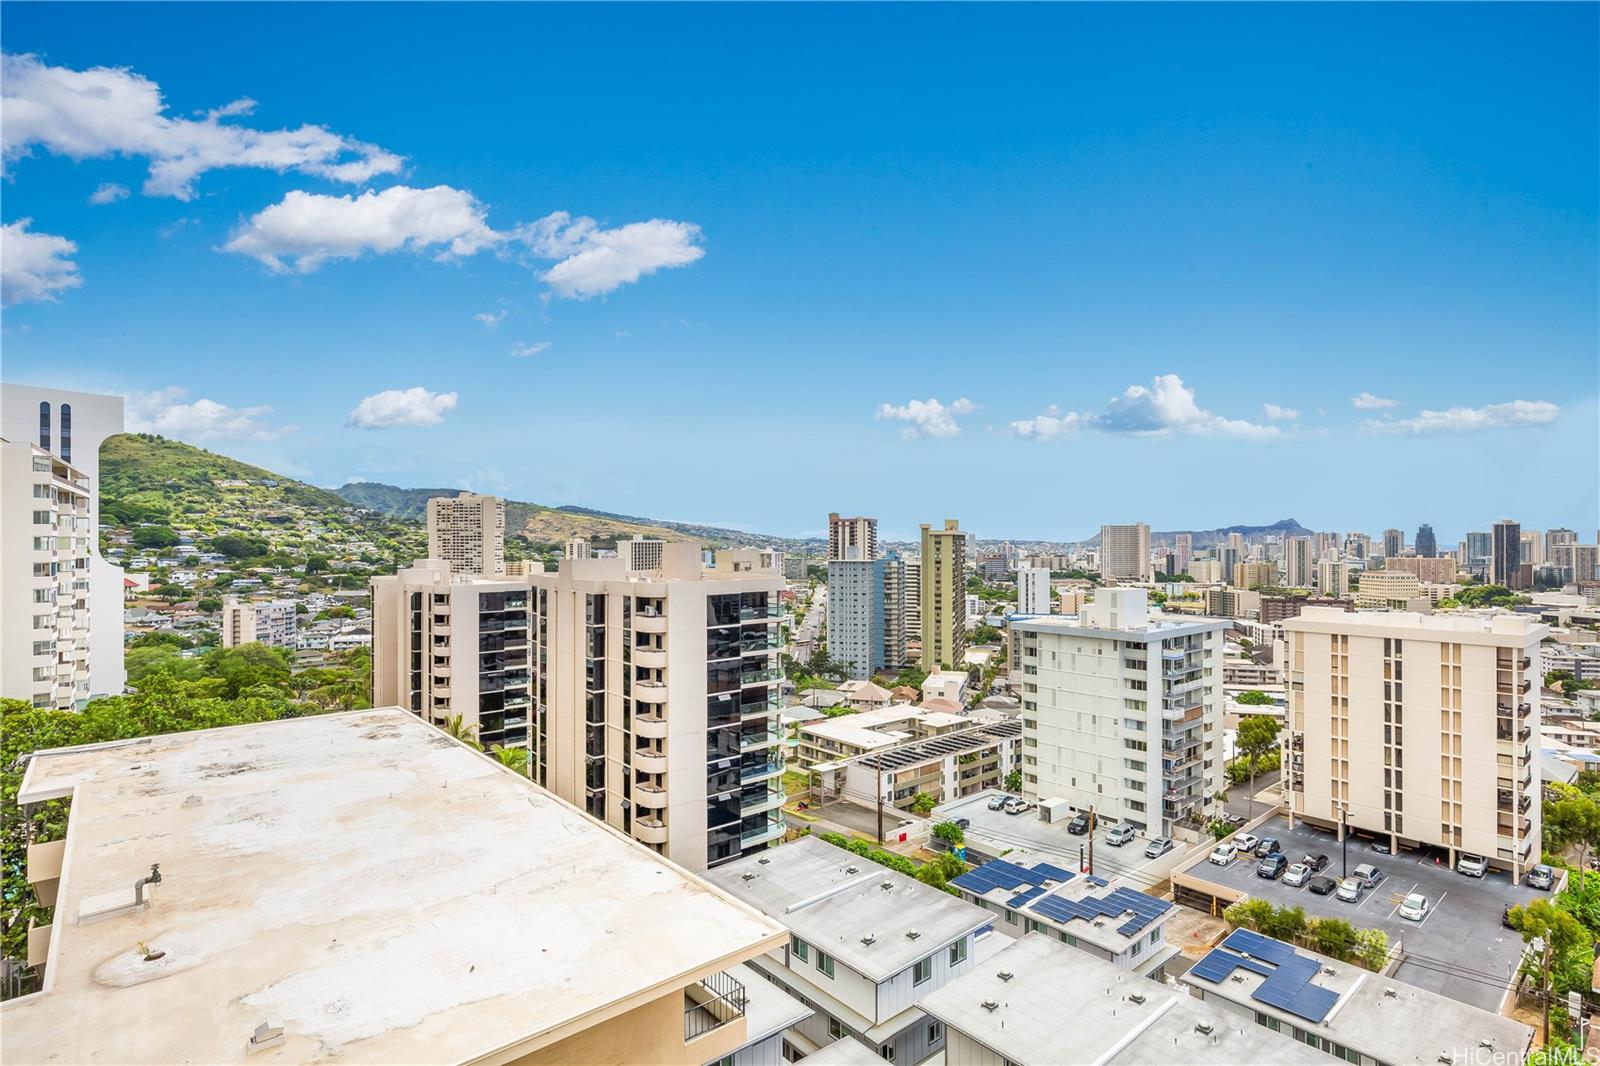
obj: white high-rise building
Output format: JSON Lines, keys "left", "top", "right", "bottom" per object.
{"left": 827, "top": 512, "right": 878, "bottom": 561}
{"left": 903, "top": 559, "right": 923, "bottom": 640}
{"left": 1173, "top": 532, "right": 1193, "bottom": 575}
{"left": 618, "top": 535, "right": 666, "bottom": 572}
{"left": 1, "top": 384, "right": 126, "bottom": 708}
{"left": 827, "top": 552, "right": 885, "bottom": 681}
{"left": 426, "top": 491, "right": 505, "bottom": 576}
{"left": 1010, "top": 589, "right": 1228, "bottom": 834}
{"left": 1017, "top": 565, "right": 1051, "bottom": 615}
{"left": 1315, "top": 558, "right": 1349, "bottom": 598}
{"left": 1098, "top": 523, "right": 1152, "bottom": 582}
{"left": 1284, "top": 608, "right": 1546, "bottom": 876}
{"left": 220, "top": 596, "right": 298, "bottom": 648}
{"left": 1282, "top": 536, "right": 1315, "bottom": 588}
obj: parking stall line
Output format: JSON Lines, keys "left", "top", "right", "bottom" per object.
{"left": 1414, "top": 890, "right": 1446, "bottom": 927}
{"left": 1385, "top": 882, "right": 1419, "bottom": 920}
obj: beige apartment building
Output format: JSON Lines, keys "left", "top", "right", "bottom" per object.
{"left": 1098, "top": 522, "right": 1152, "bottom": 582}
{"left": 527, "top": 543, "right": 787, "bottom": 872}
{"left": 427, "top": 490, "right": 506, "bottom": 575}
{"left": 827, "top": 512, "right": 878, "bottom": 561}
{"left": 1353, "top": 569, "right": 1428, "bottom": 609}
{"left": 1383, "top": 555, "right": 1462, "bottom": 584}
{"left": 1232, "top": 561, "right": 1276, "bottom": 589}
{"left": 0, "top": 385, "right": 126, "bottom": 709}
{"left": 1283, "top": 608, "right": 1547, "bottom": 875}
{"left": 219, "top": 595, "right": 297, "bottom": 648}
{"left": 4, "top": 708, "right": 790, "bottom": 1065}
{"left": 371, "top": 558, "right": 535, "bottom": 752}
{"left": 920, "top": 519, "right": 968, "bottom": 670}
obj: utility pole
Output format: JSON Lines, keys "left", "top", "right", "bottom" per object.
{"left": 1340, "top": 805, "right": 1349, "bottom": 879}
{"left": 1087, "top": 806, "right": 1096, "bottom": 876}
{"left": 876, "top": 759, "right": 885, "bottom": 845}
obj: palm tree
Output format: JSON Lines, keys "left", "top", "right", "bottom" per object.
{"left": 493, "top": 746, "right": 530, "bottom": 778}
{"left": 439, "top": 714, "right": 482, "bottom": 750}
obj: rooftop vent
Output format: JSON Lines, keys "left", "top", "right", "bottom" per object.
{"left": 1230, "top": 974, "right": 1246, "bottom": 983}
{"left": 997, "top": 970, "right": 1014, "bottom": 982}
{"left": 1438, "top": 1056, "right": 1454, "bottom": 1064}
{"left": 882, "top": 880, "right": 894, "bottom": 891}
{"left": 1194, "top": 1021, "right": 1215, "bottom": 1036}
{"left": 758, "top": 856, "right": 771, "bottom": 865}
{"left": 247, "top": 1021, "right": 284, "bottom": 1055}
{"left": 1480, "top": 1041, "right": 1495, "bottom": 1050}
{"left": 846, "top": 865, "right": 860, "bottom": 875}
{"left": 1384, "top": 987, "right": 1398, "bottom": 998}
{"left": 1128, "top": 991, "right": 1147, "bottom": 1005}
{"left": 861, "top": 934, "right": 876, "bottom": 946}
{"left": 1322, "top": 967, "right": 1336, "bottom": 976}
{"left": 906, "top": 929, "right": 921, "bottom": 940}
{"left": 742, "top": 872, "right": 758, "bottom": 882}
{"left": 980, "top": 998, "right": 1000, "bottom": 1012}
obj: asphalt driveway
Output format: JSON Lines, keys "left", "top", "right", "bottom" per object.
{"left": 1188, "top": 814, "right": 1546, "bottom": 1011}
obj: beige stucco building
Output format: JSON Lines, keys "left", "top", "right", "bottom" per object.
{"left": 919, "top": 520, "right": 967, "bottom": 670}
{"left": 427, "top": 490, "right": 506, "bottom": 576}
{"left": 3, "top": 709, "right": 789, "bottom": 1065}
{"left": 1283, "top": 607, "right": 1547, "bottom": 875}
{"left": 219, "top": 595, "right": 297, "bottom": 648}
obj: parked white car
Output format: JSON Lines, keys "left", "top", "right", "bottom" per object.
{"left": 1457, "top": 853, "right": 1489, "bottom": 878}
{"left": 1209, "top": 843, "right": 1237, "bottom": 865}
{"left": 1336, "top": 877, "right": 1363, "bottom": 903}
{"left": 1234, "top": 833, "right": 1260, "bottom": 854}
{"left": 1399, "top": 893, "right": 1430, "bottom": 922}
{"left": 1282, "top": 862, "right": 1310, "bottom": 887}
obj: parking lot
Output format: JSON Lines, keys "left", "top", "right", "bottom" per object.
{"left": 933, "top": 791, "right": 1193, "bottom": 891}
{"left": 1186, "top": 814, "right": 1546, "bottom": 1010}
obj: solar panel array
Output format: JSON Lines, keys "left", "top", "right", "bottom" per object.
{"left": 1007, "top": 885, "right": 1046, "bottom": 908}
{"left": 1188, "top": 929, "right": 1341, "bottom": 1024}
{"left": 1026, "top": 885, "right": 1173, "bottom": 937}
{"left": 950, "top": 858, "right": 1076, "bottom": 896}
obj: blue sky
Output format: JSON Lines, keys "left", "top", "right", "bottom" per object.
{"left": 3, "top": 3, "right": 1595, "bottom": 543}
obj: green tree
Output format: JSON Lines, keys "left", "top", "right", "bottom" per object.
{"left": 1353, "top": 927, "right": 1390, "bottom": 970}
{"left": 196, "top": 597, "right": 223, "bottom": 614}
{"left": 910, "top": 792, "right": 938, "bottom": 815}
{"left": 204, "top": 643, "right": 293, "bottom": 698}
{"left": 931, "top": 821, "right": 965, "bottom": 846}
{"left": 1004, "top": 770, "right": 1022, "bottom": 793}
{"left": 440, "top": 714, "right": 481, "bottom": 750}
{"left": 1235, "top": 689, "right": 1274, "bottom": 706}
{"left": 1308, "top": 917, "right": 1358, "bottom": 961}
{"left": 1513, "top": 899, "right": 1592, "bottom": 1042}
{"left": 494, "top": 747, "right": 530, "bottom": 777}
{"left": 1236, "top": 714, "right": 1282, "bottom": 817}
{"left": 1261, "top": 905, "right": 1309, "bottom": 944}
{"left": 132, "top": 525, "right": 179, "bottom": 549}
{"left": 1223, "top": 898, "right": 1274, "bottom": 931}
{"left": 211, "top": 534, "right": 269, "bottom": 559}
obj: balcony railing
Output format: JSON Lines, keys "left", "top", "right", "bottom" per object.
{"left": 740, "top": 605, "right": 781, "bottom": 621}
{"left": 684, "top": 970, "right": 747, "bottom": 1042}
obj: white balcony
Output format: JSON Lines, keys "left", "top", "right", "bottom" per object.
{"left": 634, "top": 783, "right": 668, "bottom": 809}
{"left": 635, "top": 712, "right": 668, "bottom": 739}
{"left": 635, "top": 612, "right": 667, "bottom": 634}
{"left": 634, "top": 817, "right": 669, "bottom": 845}
{"left": 635, "top": 749, "right": 668, "bottom": 774}
{"left": 634, "top": 647, "right": 668, "bottom": 670}
{"left": 635, "top": 680, "right": 668, "bottom": 704}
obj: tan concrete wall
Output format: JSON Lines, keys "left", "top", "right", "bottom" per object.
{"left": 510, "top": 987, "right": 747, "bottom": 1066}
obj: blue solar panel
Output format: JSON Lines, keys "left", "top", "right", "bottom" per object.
{"left": 952, "top": 859, "right": 1076, "bottom": 897}
{"left": 1084, "top": 875, "right": 1110, "bottom": 888}
{"left": 1024, "top": 886, "right": 1173, "bottom": 936}
{"left": 1007, "top": 885, "right": 1046, "bottom": 908}
{"left": 1191, "top": 931, "right": 1340, "bottom": 1025}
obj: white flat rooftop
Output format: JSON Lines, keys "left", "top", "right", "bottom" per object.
{"left": 3, "top": 708, "right": 785, "bottom": 1064}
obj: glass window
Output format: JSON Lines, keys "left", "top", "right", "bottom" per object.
{"left": 38, "top": 401, "right": 50, "bottom": 453}
{"left": 928, "top": 1021, "right": 943, "bottom": 1044}
{"left": 791, "top": 936, "right": 808, "bottom": 962}
{"left": 1004, "top": 909, "right": 1018, "bottom": 924}
{"left": 817, "top": 951, "right": 835, "bottom": 979}
{"left": 828, "top": 1018, "right": 844, "bottom": 1040}
{"left": 949, "top": 938, "right": 967, "bottom": 966}
{"left": 913, "top": 957, "right": 933, "bottom": 985}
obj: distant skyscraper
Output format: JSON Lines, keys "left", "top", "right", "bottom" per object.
{"left": 827, "top": 555, "right": 886, "bottom": 681}
{"left": 1414, "top": 524, "right": 1436, "bottom": 558}
{"left": 1344, "top": 533, "right": 1371, "bottom": 560}
{"left": 1173, "top": 533, "right": 1193, "bottom": 575}
{"left": 1520, "top": 531, "right": 1544, "bottom": 568}
{"left": 881, "top": 553, "right": 909, "bottom": 671}
{"left": 827, "top": 513, "right": 878, "bottom": 561}
{"left": 1099, "top": 523, "right": 1152, "bottom": 582}
{"left": 1017, "top": 565, "right": 1051, "bottom": 615}
{"left": 1466, "top": 531, "right": 1492, "bottom": 565}
{"left": 1382, "top": 529, "right": 1404, "bottom": 558}
{"left": 1492, "top": 519, "right": 1522, "bottom": 588}
{"left": 1282, "top": 537, "right": 1315, "bottom": 588}
{"left": 920, "top": 520, "right": 968, "bottom": 670}
{"left": 427, "top": 492, "right": 506, "bottom": 576}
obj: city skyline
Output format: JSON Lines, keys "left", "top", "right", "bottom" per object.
{"left": 2, "top": 4, "right": 1596, "bottom": 539}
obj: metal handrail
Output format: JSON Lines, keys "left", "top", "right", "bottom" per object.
{"left": 684, "top": 970, "right": 747, "bottom": 1041}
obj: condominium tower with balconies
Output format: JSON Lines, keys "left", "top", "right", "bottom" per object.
{"left": 427, "top": 491, "right": 506, "bottom": 576}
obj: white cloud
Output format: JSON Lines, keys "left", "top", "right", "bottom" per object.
{"left": 510, "top": 340, "right": 550, "bottom": 357}
{"left": 224, "top": 185, "right": 499, "bottom": 273}
{"left": 521, "top": 212, "right": 704, "bottom": 300}
{"left": 87, "top": 181, "right": 129, "bottom": 205}
{"left": 1262, "top": 403, "right": 1299, "bottom": 421}
{"left": 473, "top": 310, "right": 506, "bottom": 331}
{"left": 875, "top": 397, "right": 976, "bottom": 439}
{"left": 1, "top": 219, "right": 81, "bottom": 305}
{"left": 455, "top": 465, "right": 510, "bottom": 494}
{"left": 1351, "top": 391, "right": 1399, "bottom": 410}
{"left": 1009, "top": 374, "right": 1279, "bottom": 443}
{"left": 1008, "top": 405, "right": 1084, "bottom": 442}
{"left": 125, "top": 387, "right": 292, "bottom": 440}
{"left": 347, "top": 386, "right": 458, "bottom": 429}
{"left": 1363, "top": 400, "right": 1559, "bottom": 435}
{"left": 1, "top": 53, "right": 402, "bottom": 200}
